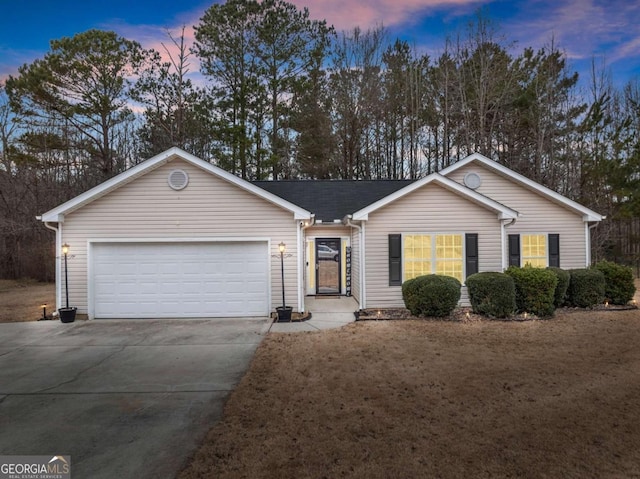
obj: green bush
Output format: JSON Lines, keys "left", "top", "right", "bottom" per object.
{"left": 566, "top": 269, "right": 606, "bottom": 308}
{"left": 401, "top": 274, "right": 461, "bottom": 317}
{"left": 466, "top": 272, "right": 516, "bottom": 318}
{"left": 592, "top": 261, "right": 636, "bottom": 305}
{"left": 547, "top": 267, "right": 570, "bottom": 307}
{"left": 505, "top": 265, "right": 558, "bottom": 317}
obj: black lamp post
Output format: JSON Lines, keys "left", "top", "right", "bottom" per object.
{"left": 279, "top": 242, "right": 286, "bottom": 309}
{"left": 276, "top": 242, "right": 292, "bottom": 322}
{"left": 59, "top": 243, "right": 76, "bottom": 323}
{"left": 62, "top": 243, "right": 70, "bottom": 309}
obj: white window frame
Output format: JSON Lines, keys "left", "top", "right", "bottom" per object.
{"left": 520, "top": 233, "right": 548, "bottom": 268}
{"left": 402, "top": 232, "right": 466, "bottom": 283}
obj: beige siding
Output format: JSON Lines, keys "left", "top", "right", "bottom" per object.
{"left": 305, "top": 225, "right": 351, "bottom": 238}
{"left": 365, "top": 183, "right": 503, "bottom": 309}
{"left": 448, "top": 164, "right": 587, "bottom": 268}
{"left": 61, "top": 158, "right": 299, "bottom": 315}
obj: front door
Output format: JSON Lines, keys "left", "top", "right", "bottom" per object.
{"left": 315, "top": 238, "right": 341, "bottom": 295}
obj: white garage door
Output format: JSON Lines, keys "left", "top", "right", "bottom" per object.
{"left": 92, "top": 242, "right": 269, "bottom": 318}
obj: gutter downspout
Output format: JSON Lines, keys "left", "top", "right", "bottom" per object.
{"left": 41, "top": 218, "right": 61, "bottom": 312}
{"left": 299, "top": 215, "right": 315, "bottom": 313}
{"left": 501, "top": 217, "right": 517, "bottom": 270}
{"left": 345, "top": 215, "right": 365, "bottom": 309}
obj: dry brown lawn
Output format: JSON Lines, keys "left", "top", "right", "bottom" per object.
{"left": 180, "top": 308, "right": 640, "bottom": 479}
{"left": 2, "top": 279, "right": 638, "bottom": 476}
{"left": 0, "top": 279, "right": 55, "bottom": 322}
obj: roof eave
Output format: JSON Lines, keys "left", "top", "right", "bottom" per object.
{"left": 41, "top": 212, "right": 63, "bottom": 223}
{"left": 499, "top": 211, "right": 519, "bottom": 220}
{"left": 352, "top": 213, "right": 369, "bottom": 221}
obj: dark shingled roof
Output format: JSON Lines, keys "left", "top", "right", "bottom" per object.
{"left": 252, "top": 180, "right": 415, "bottom": 222}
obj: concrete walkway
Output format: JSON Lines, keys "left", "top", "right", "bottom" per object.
{"left": 269, "top": 296, "right": 358, "bottom": 333}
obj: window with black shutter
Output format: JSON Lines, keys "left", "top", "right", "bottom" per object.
{"left": 389, "top": 234, "right": 402, "bottom": 285}
{"left": 508, "top": 234, "right": 520, "bottom": 267}
{"left": 465, "top": 233, "right": 478, "bottom": 277}
{"left": 548, "top": 234, "right": 560, "bottom": 267}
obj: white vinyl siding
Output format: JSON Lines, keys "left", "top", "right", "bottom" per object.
{"left": 305, "top": 225, "right": 351, "bottom": 237}
{"left": 365, "top": 184, "right": 503, "bottom": 309}
{"left": 61, "top": 158, "right": 299, "bottom": 316}
{"left": 448, "top": 164, "right": 588, "bottom": 268}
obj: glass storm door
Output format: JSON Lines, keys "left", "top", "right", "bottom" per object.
{"left": 315, "top": 238, "right": 341, "bottom": 294}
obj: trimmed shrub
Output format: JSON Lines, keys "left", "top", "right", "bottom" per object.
{"left": 566, "top": 268, "right": 606, "bottom": 308}
{"left": 401, "top": 274, "right": 461, "bottom": 317}
{"left": 592, "top": 260, "right": 636, "bottom": 305}
{"left": 547, "top": 267, "right": 570, "bottom": 307}
{"left": 466, "top": 272, "right": 516, "bottom": 318}
{"left": 505, "top": 265, "right": 558, "bottom": 317}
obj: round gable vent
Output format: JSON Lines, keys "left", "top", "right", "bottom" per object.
{"left": 463, "top": 172, "right": 482, "bottom": 190}
{"left": 168, "top": 169, "right": 189, "bottom": 190}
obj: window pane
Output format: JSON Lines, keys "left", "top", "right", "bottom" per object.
{"left": 436, "top": 235, "right": 462, "bottom": 260}
{"left": 435, "top": 234, "right": 463, "bottom": 282}
{"left": 436, "top": 260, "right": 463, "bottom": 282}
{"left": 524, "top": 258, "right": 547, "bottom": 268}
{"left": 522, "top": 234, "right": 547, "bottom": 267}
{"left": 403, "top": 234, "right": 464, "bottom": 282}
{"left": 403, "top": 234, "right": 463, "bottom": 282}
{"left": 403, "top": 235, "right": 432, "bottom": 281}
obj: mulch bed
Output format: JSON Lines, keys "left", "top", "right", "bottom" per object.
{"left": 270, "top": 311, "right": 312, "bottom": 323}
{"left": 357, "top": 303, "right": 638, "bottom": 322}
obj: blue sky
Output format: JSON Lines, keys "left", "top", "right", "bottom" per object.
{"left": 1, "top": 0, "right": 639, "bottom": 88}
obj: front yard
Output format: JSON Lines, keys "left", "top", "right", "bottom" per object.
{"left": 0, "top": 280, "right": 55, "bottom": 322}
{"left": 3, "top": 278, "right": 639, "bottom": 477}
{"left": 181, "top": 308, "right": 640, "bottom": 478}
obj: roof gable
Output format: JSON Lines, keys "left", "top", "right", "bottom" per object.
{"left": 439, "top": 153, "right": 603, "bottom": 222}
{"left": 40, "top": 148, "right": 312, "bottom": 222}
{"left": 351, "top": 173, "right": 519, "bottom": 220}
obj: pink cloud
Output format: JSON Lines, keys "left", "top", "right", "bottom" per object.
{"left": 102, "top": 16, "right": 204, "bottom": 86}
{"left": 289, "top": 0, "right": 488, "bottom": 31}
{"left": 105, "top": 21, "right": 197, "bottom": 63}
{"left": 105, "top": 0, "right": 487, "bottom": 69}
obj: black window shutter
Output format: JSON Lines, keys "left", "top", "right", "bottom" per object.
{"left": 548, "top": 234, "right": 560, "bottom": 267}
{"left": 508, "top": 234, "right": 520, "bottom": 267}
{"left": 465, "top": 233, "right": 478, "bottom": 278}
{"left": 389, "top": 234, "right": 402, "bottom": 286}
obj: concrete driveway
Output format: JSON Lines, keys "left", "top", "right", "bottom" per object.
{"left": 0, "top": 318, "right": 268, "bottom": 478}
